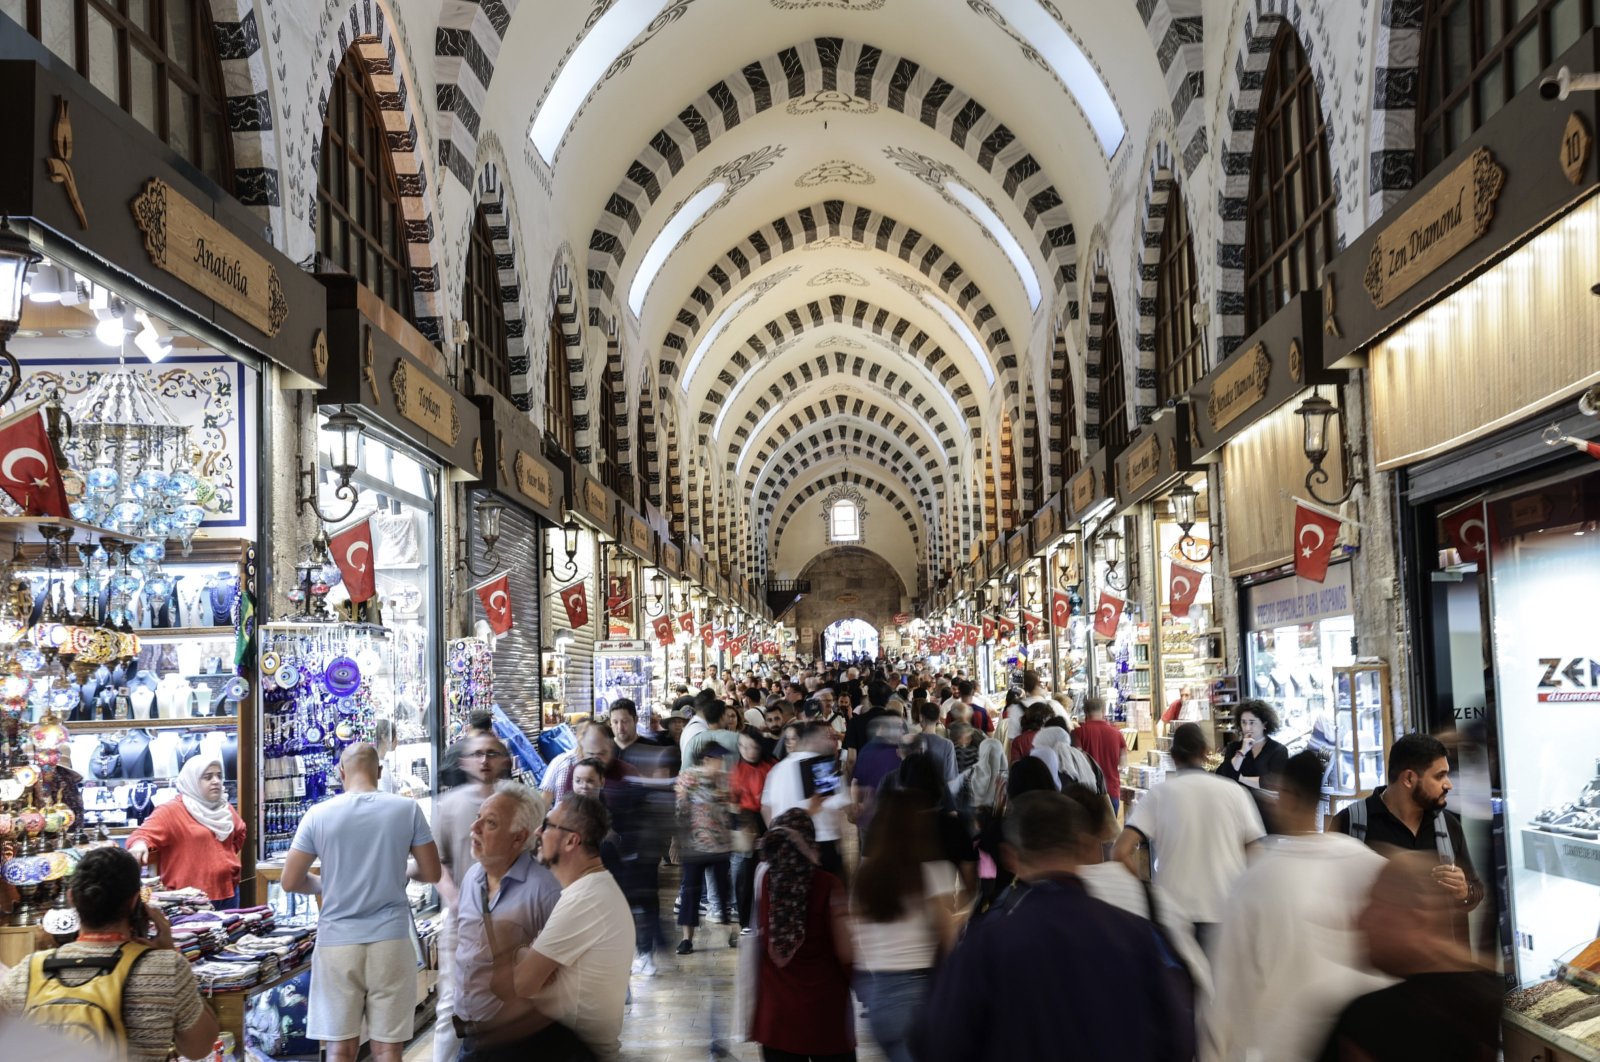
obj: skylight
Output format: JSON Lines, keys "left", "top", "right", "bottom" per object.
{"left": 942, "top": 179, "right": 1042, "bottom": 310}
{"left": 919, "top": 290, "right": 997, "bottom": 387}
{"left": 682, "top": 282, "right": 761, "bottom": 394}
{"left": 628, "top": 181, "right": 726, "bottom": 317}
{"left": 994, "top": 0, "right": 1124, "bottom": 154}
{"left": 530, "top": 0, "right": 671, "bottom": 164}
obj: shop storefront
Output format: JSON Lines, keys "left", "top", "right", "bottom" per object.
{"left": 591, "top": 501, "right": 658, "bottom": 722}
{"left": 464, "top": 389, "right": 565, "bottom": 736}
{"left": 1026, "top": 498, "right": 1067, "bottom": 693}
{"left": 1317, "top": 31, "right": 1600, "bottom": 1049}
{"left": 555, "top": 468, "right": 617, "bottom": 723}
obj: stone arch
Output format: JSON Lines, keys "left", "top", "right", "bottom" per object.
{"left": 769, "top": 471, "right": 926, "bottom": 575}
{"left": 585, "top": 36, "right": 1078, "bottom": 324}
{"left": 1137, "top": 0, "right": 1207, "bottom": 172}
{"left": 309, "top": 9, "right": 449, "bottom": 344}
{"left": 1133, "top": 136, "right": 1189, "bottom": 420}
{"left": 753, "top": 433, "right": 943, "bottom": 530}
{"left": 661, "top": 395, "right": 685, "bottom": 541}
{"left": 466, "top": 143, "right": 534, "bottom": 407}
{"left": 547, "top": 251, "right": 588, "bottom": 456}
{"left": 205, "top": 1, "right": 281, "bottom": 235}
{"left": 743, "top": 409, "right": 947, "bottom": 508}
{"left": 625, "top": 365, "right": 658, "bottom": 505}
{"left": 1367, "top": 1, "right": 1426, "bottom": 215}
{"left": 434, "top": 0, "right": 526, "bottom": 187}
{"left": 1214, "top": 2, "right": 1341, "bottom": 357}
{"left": 1082, "top": 246, "right": 1115, "bottom": 448}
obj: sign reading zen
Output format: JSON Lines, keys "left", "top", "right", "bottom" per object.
{"left": 1537, "top": 657, "right": 1600, "bottom": 702}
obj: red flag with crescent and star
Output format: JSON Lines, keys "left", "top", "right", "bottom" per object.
{"left": 700, "top": 622, "right": 715, "bottom": 648}
{"left": 995, "top": 614, "right": 1017, "bottom": 637}
{"left": 1293, "top": 502, "right": 1343, "bottom": 583}
{"left": 960, "top": 623, "right": 978, "bottom": 648}
{"left": 676, "top": 611, "right": 696, "bottom": 635}
{"left": 1168, "top": 563, "right": 1205, "bottom": 619}
{"left": 329, "top": 518, "right": 377, "bottom": 604}
{"left": 558, "top": 581, "right": 589, "bottom": 629}
{"left": 1022, "top": 612, "right": 1045, "bottom": 642}
{"left": 475, "top": 573, "right": 514, "bottom": 636}
{"left": 1439, "top": 505, "right": 1490, "bottom": 563}
{"left": 1093, "top": 592, "right": 1125, "bottom": 639}
{"left": 981, "top": 616, "right": 996, "bottom": 643}
{"left": 715, "top": 628, "right": 731, "bottom": 651}
{"left": 1051, "top": 590, "right": 1072, "bottom": 629}
{"left": 652, "top": 614, "right": 676, "bottom": 647}
{"left": 730, "top": 634, "right": 748, "bottom": 656}
{"left": 0, "top": 406, "right": 68, "bottom": 518}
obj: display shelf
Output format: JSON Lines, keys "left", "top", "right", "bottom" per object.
{"left": 0, "top": 515, "right": 132, "bottom": 543}
{"left": 1325, "top": 661, "right": 1393, "bottom": 798}
{"left": 70, "top": 715, "right": 239, "bottom": 733}
{"left": 134, "top": 626, "right": 235, "bottom": 641}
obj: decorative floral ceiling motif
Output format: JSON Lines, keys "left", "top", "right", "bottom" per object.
{"left": 771, "top": 0, "right": 884, "bottom": 9}
{"left": 809, "top": 268, "right": 868, "bottom": 288}
{"left": 794, "top": 160, "right": 876, "bottom": 188}
{"left": 786, "top": 90, "right": 879, "bottom": 116}
{"left": 804, "top": 236, "right": 868, "bottom": 252}
{"left": 817, "top": 336, "right": 867, "bottom": 349}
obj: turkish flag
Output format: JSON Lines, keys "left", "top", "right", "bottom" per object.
{"left": 1093, "top": 592, "right": 1125, "bottom": 638}
{"left": 1051, "top": 590, "right": 1072, "bottom": 629}
{"left": 981, "top": 616, "right": 996, "bottom": 643}
{"left": 700, "top": 622, "right": 715, "bottom": 648}
{"left": 652, "top": 614, "right": 675, "bottom": 647}
{"left": 1293, "top": 502, "right": 1343, "bottom": 583}
{"left": 1168, "top": 563, "right": 1205, "bottom": 619}
{"left": 961, "top": 623, "right": 977, "bottom": 648}
{"left": 1022, "top": 612, "right": 1044, "bottom": 642}
{"left": 558, "top": 581, "right": 589, "bottom": 629}
{"left": 329, "top": 518, "right": 377, "bottom": 603}
{"left": 475, "top": 573, "right": 513, "bottom": 636}
{"left": 730, "top": 634, "right": 748, "bottom": 656}
{"left": 996, "top": 615, "right": 1016, "bottom": 637}
{"left": 606, "top": 576, "right": 632, "bottom": 619}
{"left": 0, "top": 407, "right": 68, "bottom": 517}
{"left": 676, "top": 611, "right": 695, "bottom": 635}
{"left": 715, "top": 628, "right": 731, "bottom": 651}
{"left": 1440, "top": 505, "right": 1490, "bottom": 563}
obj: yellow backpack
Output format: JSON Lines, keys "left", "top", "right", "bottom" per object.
{"left": 23, "top": 943, "right": 151, "bottom": 1051}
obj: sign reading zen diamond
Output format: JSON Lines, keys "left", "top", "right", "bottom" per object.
{"left": 1362, "top": 148, "right": 1506, "bottom": 309}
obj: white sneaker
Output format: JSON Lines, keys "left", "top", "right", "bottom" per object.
{"left": 631, "top": 952, "right": 646, "bottom": 973}
{"left": 639, "top": 952, "right": 657, "bottom": 977}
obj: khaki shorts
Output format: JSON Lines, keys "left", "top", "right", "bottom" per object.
{"left": 307, "top": 937, "right": 418, "bottom": 1043}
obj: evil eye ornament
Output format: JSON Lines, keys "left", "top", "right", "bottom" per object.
{"left": 274, "top": 664, "right": 300, "bottom": 690}
{"left": 2, "top": 860, "right": 27, "bottom": 885}
{"left": 260, "top": 652, "right": 281, "bottom": 675}
{"left": 304, "top": 724, "right": 324, "bottom": 744}
{"left": 323, "top": 657, "right": 361, "bottom": 697}
{"left": 13, "top": 765, "right": 38, "bottom": 787}
{"left": 334, "top": 720, "right": 356, "bottom": 742}
{"left": 221, "top": 676, "right": 250, "bottom": 703}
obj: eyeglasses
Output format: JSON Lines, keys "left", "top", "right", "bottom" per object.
{"left": 465, "top": 749, "right": 508, "bottom": 760}
{"left": 540, "top": 817, "right": 577, "bottom": 835}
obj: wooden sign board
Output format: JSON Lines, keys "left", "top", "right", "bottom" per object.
{"left": 514, "top": 450, "right": 554, "bottom": 509}
{"left": 1362, "top": 148, "right": 1506, "bottom": 309}
{"left": 1207, "top": 343, "right": 1273, "bottom": 432}
{"left": 1562, "top": 112, "right": 1593, "bottom": 185}
{"left": 1070, "top": 468, "right": 1098, "bottom": 516}
{"left": 131, "top": 178, "right": 287, "bottom": 336}
{"left": 391, "top": 358, "right": 460, "bottom": 447}
{"left": 583, "top": 479, "right": 610, "bottom": 523}
{"left": 1124, "top": 433, "right": 1163, "bottom": 497}
{"left": 1007, "top": 532, "right": 1028, "bottom": 567}
{"left": 627, "top": 515, "right": 651, "bottom": 556}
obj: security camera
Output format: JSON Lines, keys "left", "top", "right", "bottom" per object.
{"left": 1540, "top": 66, "right": 1600, "bottom": 101}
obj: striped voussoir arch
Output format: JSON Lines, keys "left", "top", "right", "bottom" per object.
{"left": 601, "top": 337, "right": 624, "bottom": 487}
{"left": 1046, "top": 327, "right": 1078, "bottom": 491}
{"left": 1082, "top": 247, "right": 1113, "bottom": 448}
{"left": 1137, "top": 0, "right": 1207, "bottom": 173}
{"left": 1133, "top": 141, "right": 1182, "bottom": 424}
{"left": 662, "top": 199, "right": 1013, "bottom": 382}
{"left": 767, "top": 470, "right": 927, "bottom": 576}
{"left": 206, "top": 0, "right": 280, "bottom": 230}
{"left": 548, "top": 257, "right": 588, "bottom": 460}
{"left": 585, "top": 36, "right": 1078, "bottom": 317}
{"left": 313, "top": 9, "right": 447, "bottom": 344}
{"left": 740, "top": 402, "right": 949, "bottom": 505}
{"left": 693, "top": 296, "right": 983, "bottom": 444}
{"left": 1368, "top": 0, "right": 1425, "bottom": 214}
{"left": 435, "top": 0, "right": 523, "bottom": 188}
{"left": 756, "top": 451, "right": 938, "bottom": 570}
{"left": 749, "top": 423, "right": 943, "bottom": 517}
{"left": 660, "top": 397, "right": 685, "bottom": 541}
{"left": 472, "top": 158, "right": 533, "bottom": 408}
{"left": 621, "top": 367, "right": 658, "bottom": 503}
{"left": 722, "top": 356, "right": 960, "bottom": 465}
{"left": 1215, "top": 1, "right": 1338, "bottom": 357}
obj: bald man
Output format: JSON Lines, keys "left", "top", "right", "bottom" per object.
{"left": 283, "top": 743, "right": 441, "bottom": 1062}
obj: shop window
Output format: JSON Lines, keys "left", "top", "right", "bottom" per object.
{"left": 1243, "top": 25, "right": 1337, "bottom": 332}
{"left": 1097, "top": 290, "right": 1130, "bottom": 457}
{"left": 3, "top": 0, "right": 233, "bottom": 191}
{"left": 597, "top": 357, "right": 621, "bottom": 493}
{"left": 1155, "top": 186, "right": 1206, "bottom": 404}
{"left": 462, "top": 207, "right": 512, "bottom": 397}
{"left": 1417, "top": 0, "right": 1598, "bottom": 176}
{"left": 545, "top": 316, "right": 575, "bottom": 454}
{"left": 317, "top": 50, "right": 413, "bottom": 320}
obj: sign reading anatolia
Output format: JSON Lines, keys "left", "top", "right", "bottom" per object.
{"left": 514, "top": 450, "right": 554, "bottom": 509}
{"left": 1124, "top": 434, "right": 1162, "bottom": 496}
{"left": 391, "top": 360, "right": 460, "bottom": 447}
{"left": 1362, "top": 148, "right": 1506, "bottom": 309}
{"left": 1207, "top": 344, "right": 1272, "bottom": 431}
{"left": 131, "top": 178, "right": 287, "bottom": 336}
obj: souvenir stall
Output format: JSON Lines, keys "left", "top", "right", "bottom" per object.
{"left": 1006, "top": 528, "right": 1049, "bottom": 685}
{"left": 0, "top": 41, "right": 333, "bottom": 1042}
{"left": 590, "top": 504, "right": 656, "bottom": 721}
{"left": 461, "top": 391, "right": 566, "bottom": 737}
{"left": 1027, "top": 499, "right": 1066, "bottom": 693}
{"left": 551, "top": 469, "right": 614, "bottom": 723}
{"left": 655, "top": 539, "right": 687, "bottom": 714}
{"left": 1314, "top": 35, "right": 1600, "bottom": 1052}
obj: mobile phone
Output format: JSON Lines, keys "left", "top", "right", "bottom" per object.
{"left": 129, "top": 902, "right": 151, "bottom": 940}
{"left": 801, "top": 756, "right": 841, "bottom": 799}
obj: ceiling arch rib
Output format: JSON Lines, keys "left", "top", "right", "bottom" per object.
{"left": 749, "top": 426, "right": 943, "bottom": 526}
{"left": 664, "top": 199, "right": 1015, "bottom": 384}
{"left": 585, "top": 36, "right": 1078, "bottom": 320}
{"left": 739, "top": 400, "right": 947, "bottom": 496}
{"left": 767, "top": 468, "right": 927, "bottom": 569}
{"left": 754, "top": 446, "right": 942, "bottom": 570}
{"left": 691, "top": 296, "right": 984, "bottom": 445}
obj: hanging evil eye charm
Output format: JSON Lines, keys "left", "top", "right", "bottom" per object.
{"left": 323, "top": 657, "right": 361, "bottom": 696}
{"left": 259, "top": 652, "right": 281, "bottom": 676}
{"left": 273, "top": 664, "right": 300, "bottom": 690}
{"left": 221, "top": 676, "right": 250, "bottom": 702}
{"left": 303, "top": 724, "right": 324, "bottom": 744}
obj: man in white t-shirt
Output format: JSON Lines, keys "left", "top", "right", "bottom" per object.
{"left": 512, "top": 793, "right": 633, "bottom": 1062}
{"left": 761, "top": 722, "right": 851, "bottom": 879}
{"left": 1112, "top": 723, "right": 1264, "bottom": 955}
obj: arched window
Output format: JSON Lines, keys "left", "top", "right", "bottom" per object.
{"left": 1059, "top": 362, "right": 1082, "bottom": 485}
{"left": 824, "top": 487, "right": 866, "bottom": 545}
{"left": 1417, "top": 0, "right": 1598, "bottom": 176}
{"left": 318, "top": 48, "right": 413, "bottom": 318}
{"left": 597, "top": 349, "right": 621, "bottom": 492}
{"left": 1244, "top": 25, "right": 1337, "bottom": 332}
{"left": 1097, "top": 291, "right": 1130, "bottom": 458}
{"left": 462, "top": 207, "right": 512, "bottom": 397}
{"left": 1155, "top": 186, "right": 1205, "bottom": 403}
{"left": 5, "top": 0, "right": 234, "bottom": 190}
{"left": 545, "top": 316, "right": 575, "bottom": 454}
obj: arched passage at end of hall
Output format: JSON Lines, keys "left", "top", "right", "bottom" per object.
{"left": 823, "top": 619, "right": 881, "bottom": 663}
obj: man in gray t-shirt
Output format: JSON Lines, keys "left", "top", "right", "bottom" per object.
{"left": 284, "top": 743, "right": 440, "bottom": 1062}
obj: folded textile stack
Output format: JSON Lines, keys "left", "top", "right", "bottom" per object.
{"left": 192, "top": 926, "right": 318, "bottom": 994}
{"left": 191, "top": 959, "right": 262, "bottom": 993}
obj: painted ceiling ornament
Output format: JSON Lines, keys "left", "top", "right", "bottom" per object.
{"left": 794, "top": 160, "right": 875, "bottom": 188}
{"left": 875, "top": 267, "right": 928, "bottom": 299}
{"left": 883, "top": 146, "right": 956, "bottom": 189}
{"left": 804, "top": 235, "right": 868, "bottom": 252}
{"left": 770, "top": 0, "right": 884, "bottom": 8}
{"left": 808, "top": 268, "right": 868, "bottom": 288}
{"left": 786, "top": 91, "right": 879, "bottom": 117}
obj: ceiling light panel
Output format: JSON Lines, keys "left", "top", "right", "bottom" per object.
{"left": 983, "top": 0, "right": 1125, "bottom": 155}
{"left": 627, "top": 180, "right": 726, "bottom": 317}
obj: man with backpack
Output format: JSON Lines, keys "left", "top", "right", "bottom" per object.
{"left": 0, "top": 846, "right": 218, "bottom": 1061}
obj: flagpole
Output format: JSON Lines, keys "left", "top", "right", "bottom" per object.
{"left": 1289, "top": 494, "right": 1369, "bottom": 530}
{"left": 0, "top": 397, "right": 52, "bottom": 434}
{"left": 465, "top": 571, "right": 508, "bottom": 594}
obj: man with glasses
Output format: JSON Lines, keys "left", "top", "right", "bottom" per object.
{"left": 511, "top": 794, "right": 633, "bottom": 1062}
{"left": 428, "top": 732, "right": 512, "bottom": 1062}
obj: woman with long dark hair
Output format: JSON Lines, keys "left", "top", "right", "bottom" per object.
{"left": 731, "top": 726, "right": 776, "bottom": 931}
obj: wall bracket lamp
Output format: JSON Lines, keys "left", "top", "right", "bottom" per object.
{"left": 545, "top": 515, "right": 581, "bottom": 583}
{"left": 458, "top": 495, "right": 507, "bottom": 578}
{"left": 1295, "top": 389, "right": 1356, "bottom": 507}
{"left": 296, "top": 404, "right": 364, "bottom": 525}
{"left": 1167, "top": 481, "right": 1214, "bottom": 563}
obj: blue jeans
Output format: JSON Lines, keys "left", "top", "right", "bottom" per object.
{"left": 854, "top": 969, "right": 930, "bottom": 1062}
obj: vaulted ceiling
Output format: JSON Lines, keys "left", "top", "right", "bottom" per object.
{"left": 474, "top": 0, "right": 1177, "bottom": 592}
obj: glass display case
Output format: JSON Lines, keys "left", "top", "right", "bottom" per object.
{"left": 1243, "top": 563, "right": 1357, "bottom": 758}
{"left": 593, "top": 641, "right": 652, "bottom": 721}
{"left": 1325, "top": 662, "right": 1392, "bottom": 800}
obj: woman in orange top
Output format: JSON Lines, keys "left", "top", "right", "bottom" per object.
{"left": 127, "top": 757, "right": 246, "bottom": 907}
{"left": 731, "top": 726, "right": 776, "bottom": 931}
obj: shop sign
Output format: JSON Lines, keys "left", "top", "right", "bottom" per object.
{"left": 1070, "top": 468, "right": 1098, "bottom": 516}
{"left": 391, "top": 359, "right": 461, "bottom": 447}
{"left": 1007, "top": 532, "right": 1028, "bottom": 567}
{"left": 1244, "top": 562, "right": 1354, "bottom": 632}
{"left": 1032, "top": 502, "right": 1060, "bottom": 547}
{"left": 1561, "top": 112, "right": 1592, "bottom": 185}
{"left": 660, "top": 541, "right": 682, "bottom": 576}
{"left": 131, "top": 178, "right": 288, "bottom": 336}
{"left": 1123, "top": 434, "right": 1162, "bottom": 496}
{"left": 1535, "top": 657, "right": 1600, "bottom": 703}
{"left": 969, "top": 542, "right": 982, "bottom": 564}
{"left": 513, "top": 450, "right": 554, "bottom": 509}
{"left": 1206, "top": 343, "right": 1272, "bottom": 431}
{"left": 1361, "top": 148, "right": 1506, "bottom": 309}
{"left": 627, "top": 515, "right": 651, "bottom": 557}
{"left": 583, "top": 478, "right": 610, "bottom": 523}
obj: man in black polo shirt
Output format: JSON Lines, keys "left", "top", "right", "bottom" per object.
{"left": 1330, "top": 732, "right": 1483, "bottom": 945}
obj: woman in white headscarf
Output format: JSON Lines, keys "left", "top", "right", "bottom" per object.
{"left": 127, "top": 757, "right": 247, "bottom": 907}
{"left": 960, "top": 736, "right": 1008, "bottom": 815}
{"left": 1033, "top": 726, "right": 1102, "bottom": 792}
